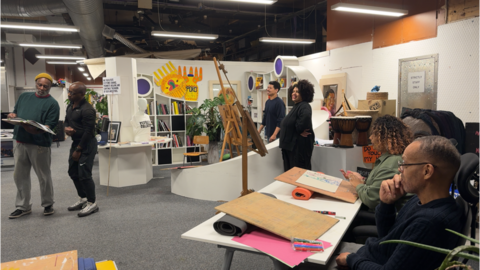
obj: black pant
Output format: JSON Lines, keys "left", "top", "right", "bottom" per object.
{"left": 68, "top": 137, "right": 97, "bottom": 203}
{"left": 282, "top": 148, "right": 312, "bottom": 172}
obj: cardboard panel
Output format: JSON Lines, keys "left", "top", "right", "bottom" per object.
{"left": 1, "top": 250, "right": 78, "bottom": 270}
{"left": 215, "top": 192, "right": 338, "bottom": 241}
{"left": 275, "top": 167, "right": 358, "bottom": 203}
{"left": 358, "top": 100, "right": 397, "bottom": 117}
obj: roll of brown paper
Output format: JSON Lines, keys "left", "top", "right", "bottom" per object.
{"left": 292, "top": 187, "right": 314, "bottom": 200}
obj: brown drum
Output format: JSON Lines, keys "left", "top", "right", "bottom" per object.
{"left": 338, "top": 117, "right": 357, "bottom": 148}
{"left": 330, "top": 117, "right": 342, "bottom": 146}
{"left": 355, "top": 116, "right": 372, "bottom": 146}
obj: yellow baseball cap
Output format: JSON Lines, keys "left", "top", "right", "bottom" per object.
{"left": 35, "top": 73, "right": 53, "bottom": 83}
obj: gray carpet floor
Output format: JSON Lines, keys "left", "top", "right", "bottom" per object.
{"left": 1, "top": 142, "right": 275, "bottom": 269}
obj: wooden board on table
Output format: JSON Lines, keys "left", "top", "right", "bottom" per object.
{"left": 1, "top": 250, "right": 78, "bottom": 270}
{"left": 275, "top": 167, "right": 358, "bottom": 203}
{"left": 215, "top": 192, "right": 338, "bottom": 241}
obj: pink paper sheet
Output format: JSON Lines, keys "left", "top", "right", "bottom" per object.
{"left": 232, "top": 229, "right": 332, "bottom": 267}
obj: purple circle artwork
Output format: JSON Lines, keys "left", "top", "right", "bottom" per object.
{"left": 137, "top": 78, "right": 151, "bottom": 95}
{"left": 275, "top": 58, "right": 283, "bottom": 75}
{"left": 248, "top": 76, "right": 254, "bottom": 90}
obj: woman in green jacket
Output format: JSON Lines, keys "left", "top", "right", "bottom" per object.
{"left": 341, "top": 115, "right": 413, "bottom": 211}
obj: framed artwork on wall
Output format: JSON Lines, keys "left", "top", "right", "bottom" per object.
{"left": 108, "top": 121, "right": 122, "bottom": 143}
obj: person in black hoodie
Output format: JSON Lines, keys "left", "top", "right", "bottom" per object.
{"left": 279, "top": 80, "right": 315, "bottom": 171}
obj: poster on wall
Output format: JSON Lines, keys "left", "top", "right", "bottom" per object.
{"left": 322, "top": 85, "right": 338, "bottom": 116}
{"left": 153, "top": 61, "right": 202, "bottom": 100}
{"left": 103, "top": 77, "right": 121, "bottom": 95}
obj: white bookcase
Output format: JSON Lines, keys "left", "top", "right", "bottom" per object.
{"left": 137, "top": 74, "right": 199, "bottom": 166}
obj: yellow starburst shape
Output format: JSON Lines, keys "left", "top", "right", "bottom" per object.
{"left": 153, "top": 61, "right": 187, "bottom": 98}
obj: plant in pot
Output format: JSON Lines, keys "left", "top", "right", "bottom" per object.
{"left": 186, "top": 96, "right": 224, "bottom": 164}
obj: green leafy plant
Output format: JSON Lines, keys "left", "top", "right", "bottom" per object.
{"left": 381, "top": 229, "right": 479, "bottom": 270}
{"left": 186, "top": 97, "right": 224, "bottom": 142}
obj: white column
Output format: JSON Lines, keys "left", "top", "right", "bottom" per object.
{"left": 105, "top": 57, "right": 137, "bottom": 142}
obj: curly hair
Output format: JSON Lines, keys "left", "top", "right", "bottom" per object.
{"left": 371, "top": 115, "right": 413, "bottom": 155}
{"left": 288, "top": 79, "right": 315, "bottom": 103}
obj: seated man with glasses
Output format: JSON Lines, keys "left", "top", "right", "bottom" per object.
{"left": 335, "top": 136, "right": 464, "bottom": 270}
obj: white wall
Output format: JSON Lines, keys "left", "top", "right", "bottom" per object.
{"left": 135, "top": 59, "right": 274, "bottom": 107}
{"left": 299, "top": 18, "right": 479, "bottom": 123}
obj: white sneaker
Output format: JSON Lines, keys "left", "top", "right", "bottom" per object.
{"left": 78, "top": 202, "right": 99, "bottom": 217}
{"left": 67, "top": 197, "right": 87, "bottom": 211}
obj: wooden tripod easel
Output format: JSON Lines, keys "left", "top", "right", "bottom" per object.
{"left": 213, "top": 57, "right": 267, "bottom": 196}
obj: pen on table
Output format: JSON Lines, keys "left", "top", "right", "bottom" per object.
{"left": 314, "top": 210, "right": 336, "bottom": 215}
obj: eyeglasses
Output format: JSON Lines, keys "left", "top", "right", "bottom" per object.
{"left": 398, "top": 160, "right": 436, "bottom": 172}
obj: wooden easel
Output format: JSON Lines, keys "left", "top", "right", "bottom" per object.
{"left": 213, "top": 57, "right": 267, "bottom": 196}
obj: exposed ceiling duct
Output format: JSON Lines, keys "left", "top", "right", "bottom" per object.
{"left": 1, "top": 0, "right": 105, "bottom": 59}
{"left": 62, "top": 0, "right": 105, "bottom": 58}
{"left": 103, "top": 25, "right": 148, "bottom": 54}
{"left": 1, "top": 0, "right": 67, "bottom": 17}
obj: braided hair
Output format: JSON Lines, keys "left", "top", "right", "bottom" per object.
{"left": 371, "top": 115, "right": 413, "bottom": 155}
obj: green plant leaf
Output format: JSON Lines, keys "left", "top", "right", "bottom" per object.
{"left": 446, "top": 229, "right": 480, "bottom": 244}
{"left": 380, "top": 240, "right": 479, "bottom": 261}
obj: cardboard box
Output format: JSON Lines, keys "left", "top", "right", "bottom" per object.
{"left": 358, "top": 100, "right": 397, "bottom": 117}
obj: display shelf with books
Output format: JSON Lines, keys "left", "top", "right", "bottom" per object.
{"left": 136, "top": 75, "right": 198, "bottom": 166}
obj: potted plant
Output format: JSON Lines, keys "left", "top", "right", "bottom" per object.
{"left": 186, "top": 96, "right": 224, "bottom": 163}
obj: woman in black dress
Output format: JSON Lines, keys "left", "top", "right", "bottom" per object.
{"left": 279, "top": 80, "right": 315, "bottom": 172}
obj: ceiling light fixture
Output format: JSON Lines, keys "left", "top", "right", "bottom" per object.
{"left": 213, "top": 0, "right": 277, "bottom": 4}
{"left": 152, "top": 31, "right": 218, "bottom": 40}
{"left": 19, "top": 43, "right": 82, "bottom": 49}
{"left": 259, "top": 37, "right": 315, "bottom": 44}
{"left": 331, "top": 3, "right": 408, "bottom": 17}
{"left": 46, "top": 61, "right": 78, "bottom": 65}
{"left": 1, "top": 22, "right": 79, "bottom": 32}
{"left": 78, "top": 67, "right": 85, "bottom": 72}
{"left": 83, "top": 73, "right": 89, "bottom": 77}
{"left": 36, "top": 55, "right": 86, "bottom": 60}
{"left": 86, "top": 77, "right": 92, "bottom": 81}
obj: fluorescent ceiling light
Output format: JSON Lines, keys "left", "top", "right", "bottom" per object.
{"left": 259, "top": 37, "right": 315, "bottom": 44}
{"left": 1, "top": 22, "right": 79, "bottom": 32}
{"left": 78, "top": 67, "right": 85, "bottom": 72}
{"left": 19, "top": 43, "right": 82, "bottom": 49}
{"left": 152, "top": 31, "right": 218, "bottom": 40}
{"left": 36, "top": 55, "right": 86, "bottom": 60}
{"left": 86, "top": 77, "right": 92, "bottom": 81}
{"left": 46, "top": 61, "right": 78, "bottom": 65}
{"left": 331, "top": 3, "right": 408, "bottom": 17}
{"left": 83, "top": 73, "right": 89, "bottom": 77}
{"left": 211, "top": 0, "right": 277, "bottom": 4}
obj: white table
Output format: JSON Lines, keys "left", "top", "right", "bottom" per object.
{"left": 1, "top": 135, "right": 15, "bottom": 170}
{"left": 98, "top": 143, "right": 155, "bottom": 187}
{"left": 182, "top": 181, "right": 362, "bottom": 269}
{"left": 312, "top": 145, "right": 371, "bottom": 179}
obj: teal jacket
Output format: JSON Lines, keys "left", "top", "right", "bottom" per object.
{"left": 13, "top": 92, "right": 60, "bottom": 147}
{"left": 356, "top": 153, "right": 406, "bottom": 211}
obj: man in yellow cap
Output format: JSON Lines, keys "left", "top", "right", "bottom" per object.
{"left": 7, "top": 73, "right": 60, "bottom": 219}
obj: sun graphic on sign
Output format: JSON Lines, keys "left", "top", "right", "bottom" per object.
{"left": 153, "top": 62, "right": 202, "bottom": 99}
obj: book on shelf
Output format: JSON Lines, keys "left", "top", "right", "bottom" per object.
{"left": 280, "top": 78, "right": 286, "bottom": 88}
{"left": 185, "top": 104, "right": 194, "bottom": 114}
{"left": 177, "top": 135, "right": 183, "bottom": 147}
{"left": 186, "top": 135, "right": 191, "bottom": 147}
{"left": 2, "top": 118, "right": 55, "bottom": 135}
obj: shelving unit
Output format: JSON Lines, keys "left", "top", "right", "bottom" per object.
{"left": 245, "top": 56, "right": 322, "bottom": 135}
{"left": 137, "top": 74, "right": 199, "bottom": 166}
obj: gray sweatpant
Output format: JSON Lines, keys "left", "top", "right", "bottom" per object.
{"left": 13, "top": 143, "right": 54, "bottom": 210}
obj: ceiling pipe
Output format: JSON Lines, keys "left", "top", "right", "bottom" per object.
{"left": 62, "top": 0, "right": 105, "bottom": 58}
{"left": 1, "top": 0, "right": 67, "bottom": 17}
{"left": 103, "top": 25, "right": 148, "bottom": 54}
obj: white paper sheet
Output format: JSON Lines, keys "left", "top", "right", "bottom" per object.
{"left": 295, "top": 171, "right": 342, "bottom": 193}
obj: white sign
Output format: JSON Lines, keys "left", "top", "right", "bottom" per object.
{"left": 103, "top": 77, "right": 121, "bottom": 95}
{"left": 408, "top": 71, "right": 425, "bottom": 93}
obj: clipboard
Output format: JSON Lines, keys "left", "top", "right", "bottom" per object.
{"left": 274, "top": 167, "right": 359, "bottom": 203}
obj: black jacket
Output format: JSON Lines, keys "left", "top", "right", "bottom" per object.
{"left": 65, "top": 98, "right": 96, "bottom": 149}
{"left": 279, "top": 101, "right": 314, "bottom": 152}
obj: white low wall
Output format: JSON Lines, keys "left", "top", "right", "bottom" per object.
{"left": 171, "top": 110, "right": 329, "bottom": 201}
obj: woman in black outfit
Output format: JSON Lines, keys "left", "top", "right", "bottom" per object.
{"left": 279, "top": 80, "right": 315, "bottom": 172}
